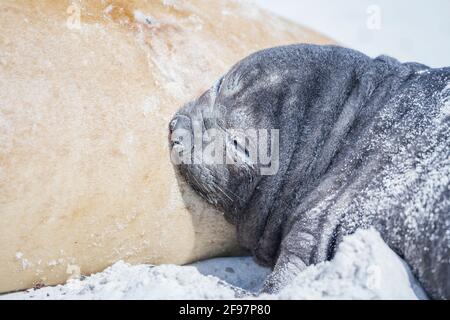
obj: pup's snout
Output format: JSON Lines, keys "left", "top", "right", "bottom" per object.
{"left": 169, "top": 115, "right": 192, "bottom": 148}
{"left": 169, "top": 114, "right": 191, "bottom": 133}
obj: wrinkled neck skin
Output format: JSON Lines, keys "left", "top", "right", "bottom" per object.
{"left": 228, "top": 46, "right": 423, "bottom": 266}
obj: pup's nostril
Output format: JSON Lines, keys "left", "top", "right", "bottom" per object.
{"left": 170, "top": 141, "right": 181, "bottom": 150}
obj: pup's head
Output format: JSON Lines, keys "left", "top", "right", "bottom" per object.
{"left": 169, "top": 54, "right": 282, "bottom": 222}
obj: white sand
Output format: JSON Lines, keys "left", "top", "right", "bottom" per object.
{"left": 0, "top": 229, "right": 427, "bottom": 300}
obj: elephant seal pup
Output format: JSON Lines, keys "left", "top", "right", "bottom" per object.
{"left": 169, "top": 44, "right": 450, "bottom": 299}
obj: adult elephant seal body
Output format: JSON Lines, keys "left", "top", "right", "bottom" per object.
{"left": 169, "top": 44, "right": 450, "bottom": 299}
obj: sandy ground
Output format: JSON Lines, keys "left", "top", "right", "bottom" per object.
{"left": 1, "top": 229, "right": 428, "bottom": 300}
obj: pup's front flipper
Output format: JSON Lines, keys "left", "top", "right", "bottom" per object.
{"left": 260, "top": 227, "right": 317, "bottom": 294}
{"left": 261, "top": 250, "right": 307, "bottom": 294}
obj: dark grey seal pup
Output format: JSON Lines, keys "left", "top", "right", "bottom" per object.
{"left": 169, "top": 44, "right": 450, "bottom": 299}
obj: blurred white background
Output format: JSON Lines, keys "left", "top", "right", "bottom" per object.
{"left": 255, "top": 0, "right": 450, "bottom": 68}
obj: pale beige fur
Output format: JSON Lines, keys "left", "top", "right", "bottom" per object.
{"left": 0, "top": 0, "right": 332, "bottom": 293}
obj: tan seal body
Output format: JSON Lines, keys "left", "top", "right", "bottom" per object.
{"left": 0, "top": 0, "right": 332, "bottom": 293}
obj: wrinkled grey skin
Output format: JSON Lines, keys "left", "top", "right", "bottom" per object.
{"left": 169, "top": 45, "right": 450, "bottom": 299}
